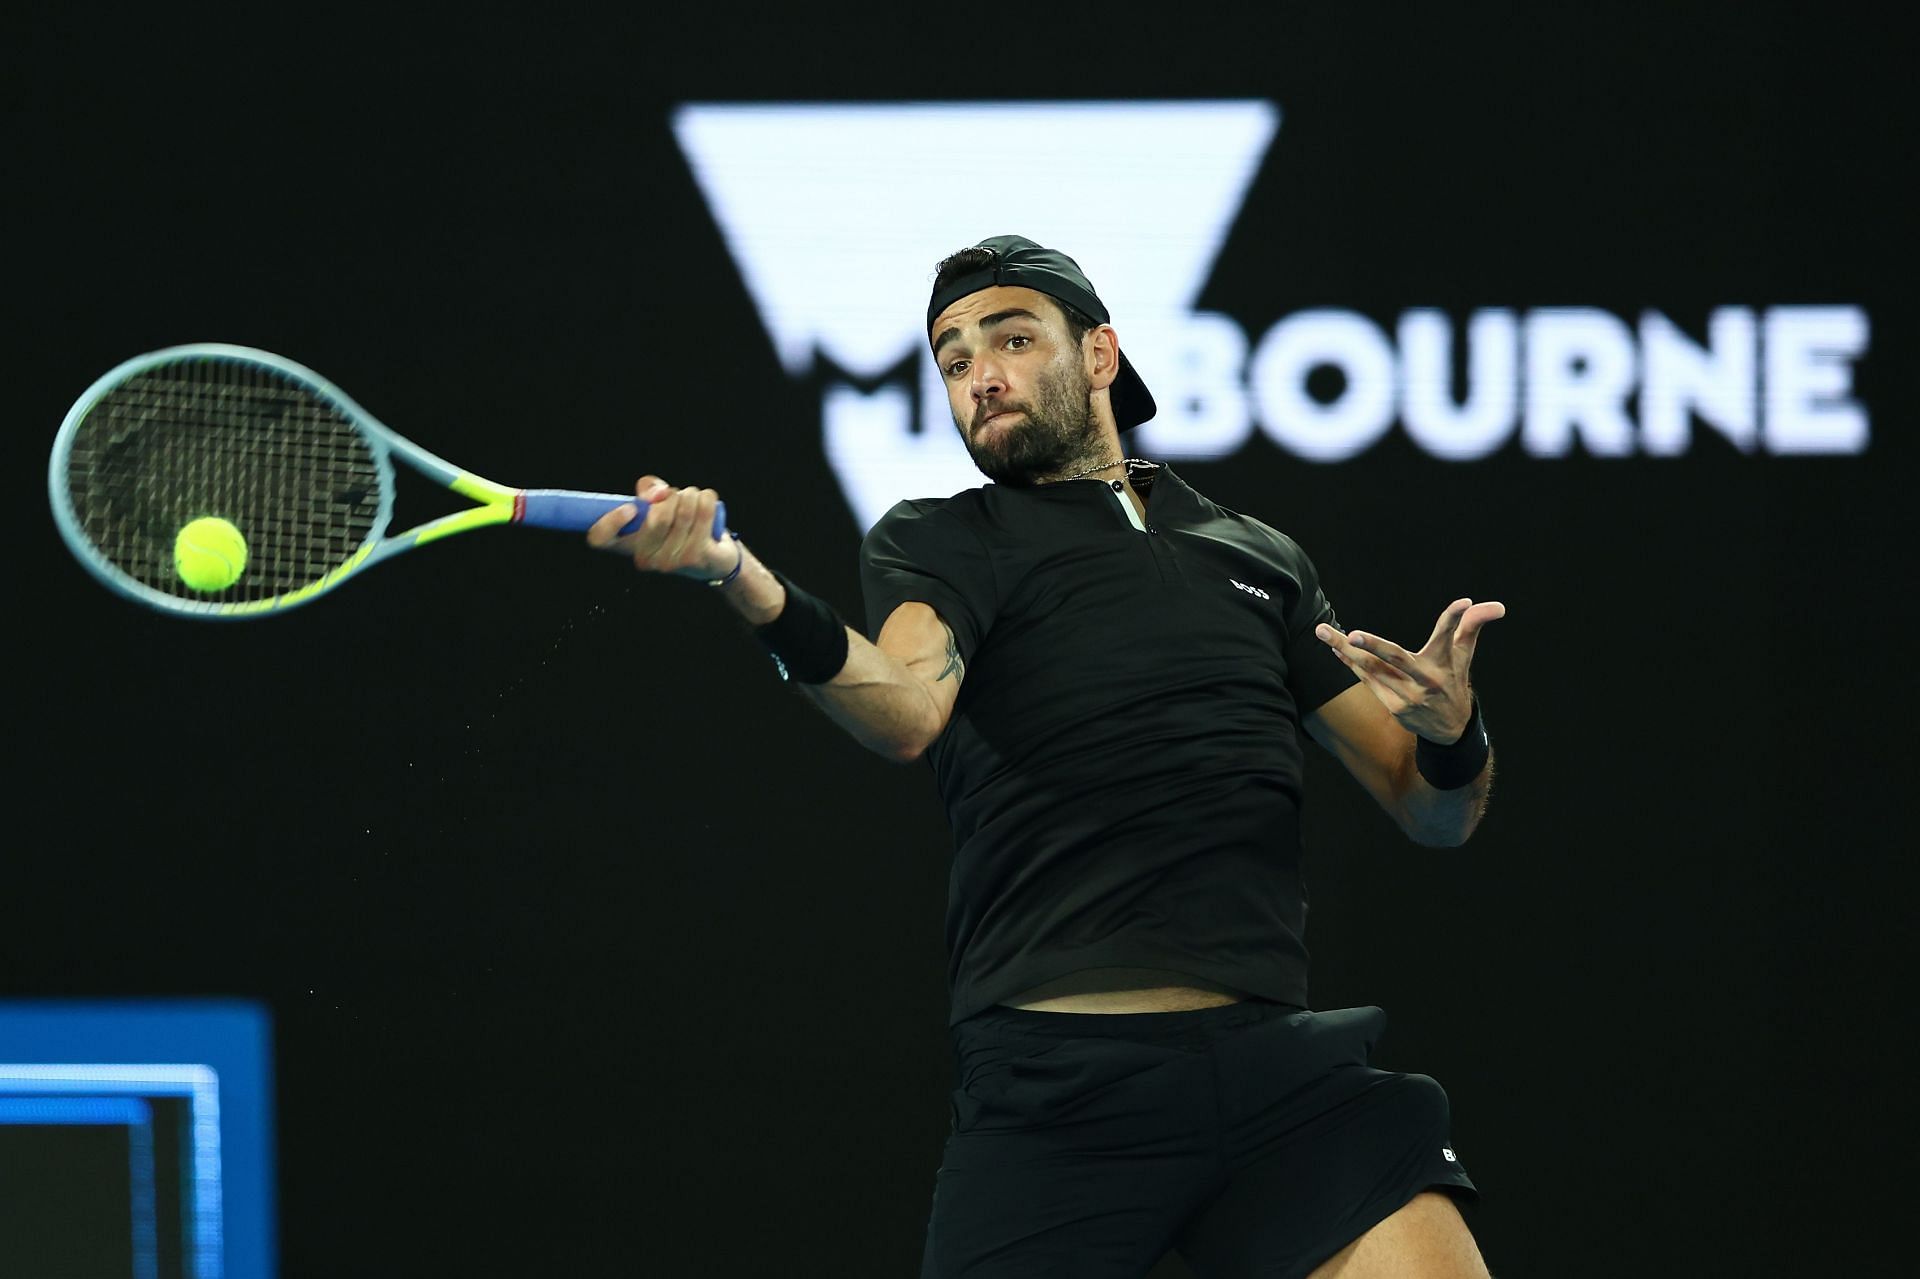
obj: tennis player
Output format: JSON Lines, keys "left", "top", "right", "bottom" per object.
{"left": 590, "top": 235, "right": 1503, "bottom": 1278}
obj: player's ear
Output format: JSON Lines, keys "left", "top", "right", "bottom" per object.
{"left": 1086, "top": 324, "right": 1121, "bottom": 392}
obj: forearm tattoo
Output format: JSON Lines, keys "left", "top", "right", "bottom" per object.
{"left": 936, "top": 623, "right": 965, "bottom": 683}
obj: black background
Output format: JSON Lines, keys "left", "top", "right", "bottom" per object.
{"left": 5, "top": 6, "right": 1909, "bottom": 1275}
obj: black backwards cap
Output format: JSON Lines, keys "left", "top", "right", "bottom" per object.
{"left": 926, "top": 234, "right": 1157, "bottom": 432}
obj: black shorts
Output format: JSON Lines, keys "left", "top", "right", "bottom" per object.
{"left": 920, "top": 1000, "right": 1477, "bottom": 1279}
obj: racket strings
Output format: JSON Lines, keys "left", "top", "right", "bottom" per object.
{"left": 64, "top": 359, "right": 387, "bottom": 602}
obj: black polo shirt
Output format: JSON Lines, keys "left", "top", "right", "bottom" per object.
{"left": 858, "top": 465, "right": 1359, "bottom": 1026}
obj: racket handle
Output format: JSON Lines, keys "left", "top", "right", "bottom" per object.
{"left": 520, "top": 490, "right": 729, "bottom": 540}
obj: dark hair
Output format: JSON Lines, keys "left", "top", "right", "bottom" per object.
{"left": 931, "top": 247, "right": 1099, "bottom": 345}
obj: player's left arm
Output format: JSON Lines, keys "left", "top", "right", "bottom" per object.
{"left": 1302, "top": 597, "right": 1506, "bottom": 848}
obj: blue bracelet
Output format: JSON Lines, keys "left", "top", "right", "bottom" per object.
{"left": 705, "top": 532, "right": 744, "bottom": 588}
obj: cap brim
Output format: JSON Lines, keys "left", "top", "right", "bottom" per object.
{"left": 1112, "top": 349, "right": 1156, "bottom": 433}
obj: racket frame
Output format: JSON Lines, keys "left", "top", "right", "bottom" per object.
{"left": 49, "top": 344, "right": 647, "bottom": 620}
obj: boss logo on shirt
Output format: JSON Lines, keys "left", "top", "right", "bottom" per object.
{"left": 1229, "top": 579, "right": 1271, "bottom": 600}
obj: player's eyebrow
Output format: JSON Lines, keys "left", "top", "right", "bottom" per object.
{"left": 932, "top": 308, "right": 1045, "bottom": 358}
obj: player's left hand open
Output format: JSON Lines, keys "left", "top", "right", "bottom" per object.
{"left": 1315, "top": 598, "right": 1505, "bottom": 744}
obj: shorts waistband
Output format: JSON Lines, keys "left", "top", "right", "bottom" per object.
{"left": 959, "top": 997, "right": 1306, "bottom": 1042}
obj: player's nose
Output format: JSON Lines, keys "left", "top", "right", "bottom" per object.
{"left": 970, "top": 357, "right": 1007, "bottom": 401}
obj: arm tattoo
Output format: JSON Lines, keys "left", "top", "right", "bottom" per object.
{"left": 936, "top": 623, "right": 965, "bottom": 683}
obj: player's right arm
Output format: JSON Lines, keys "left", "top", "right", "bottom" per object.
{"left": 796, "top": 599, "right": 963, "bottom": 763}
{"left": 587, "top": 476, "right": 962, "bottom": 763}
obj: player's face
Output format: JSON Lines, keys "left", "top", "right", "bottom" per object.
{"left": 930, "top": 285, "right": 1102, "bottom": 487}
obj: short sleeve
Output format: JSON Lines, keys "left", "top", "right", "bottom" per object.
{"left": 858, "top": 500, "right": 997, "bottom": 662}
{"left": 1276, "top": 534, "right": 1361, "bottom": 716}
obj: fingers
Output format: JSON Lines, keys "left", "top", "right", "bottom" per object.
{"left": 1319, "top": 620, "right": 1431, "bottom": 687}
{"left": 1315, "top": 622, "right": 1420, "bottom": 698}
{"left": 595, "top": 478, "right": 725, "bottom": 575}
{"left": 1345, "top": 629, "right": 1429, "bottom": 682}
{"left": 1428, "top": 598, "right": 1474, "bottom": 646}
{"left": 585, "top": 501, "right": 638, "bottom": 549}
{"left": 585, "top": 475, "right": 672, "bottom": 549}
{"left": 1453, "top": 600, "right": 1507, "bottom": 647}
{"left": 655, "top": 486, "right": 717, "bottom": 563}
{"left": 1420, "top": 597, "right": 1508, "bottom": 651}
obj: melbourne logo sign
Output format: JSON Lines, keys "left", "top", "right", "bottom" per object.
{"left": 674, "top": 102, "right": 1871, "bottom": 531}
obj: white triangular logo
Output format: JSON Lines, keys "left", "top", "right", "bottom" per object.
{"left": 674, "top": 101, "right": 1279, "bottom": 527}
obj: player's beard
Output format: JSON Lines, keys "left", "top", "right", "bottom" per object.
{"left": 957, "top": 357, "right": 1104, "bottom": 488}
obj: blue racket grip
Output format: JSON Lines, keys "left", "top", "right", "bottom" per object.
{"left": 520, "top": 490, "right": 729, "bottom": 540}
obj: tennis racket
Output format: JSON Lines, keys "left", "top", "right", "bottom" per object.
{"left": 48, "top": 343, "right": 726, "bottom": 619}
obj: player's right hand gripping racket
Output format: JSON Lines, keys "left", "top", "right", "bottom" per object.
{"left": 48, "top": 343, "right": 725, "bottom": 619}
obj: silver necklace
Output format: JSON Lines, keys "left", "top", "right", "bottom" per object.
{"left": 1053, "top": 456, "right": 1156, "bottom": 484}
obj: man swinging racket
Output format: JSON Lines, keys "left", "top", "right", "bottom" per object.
{"left": 589, "top": 235, "right": 1504, "bottom": 1278}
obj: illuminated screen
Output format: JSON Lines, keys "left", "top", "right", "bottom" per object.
{"left": 672, "top": 100, "right": 1872, "bottom": 530}
{"left": 0, "top": 1002, "right": 275, "bottom": 1279}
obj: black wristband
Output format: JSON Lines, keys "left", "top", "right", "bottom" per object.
{"left": 1415, "top": 697, "right": 1490, "bottom": 790}
{"left": 754, "top": 571, "right": 850, "bottom": 684}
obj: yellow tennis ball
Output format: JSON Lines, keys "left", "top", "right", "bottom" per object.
{"left": 174, "top": 516, "right": 249, "bottom": 592}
